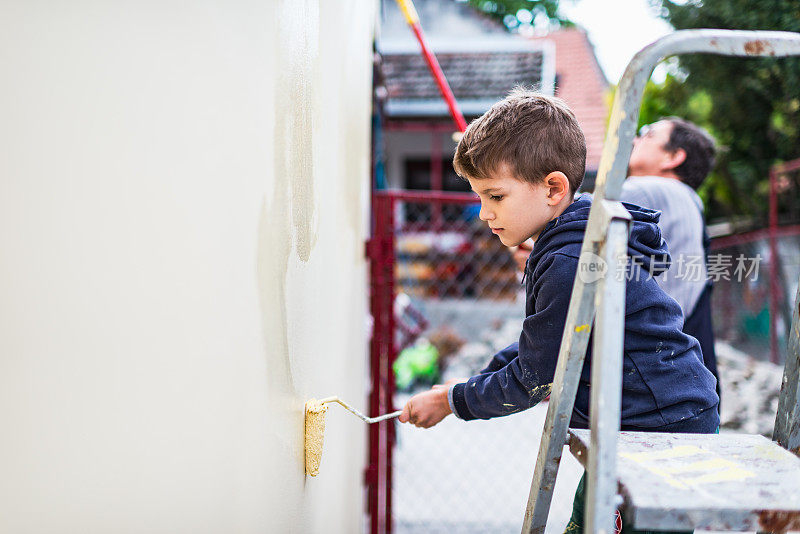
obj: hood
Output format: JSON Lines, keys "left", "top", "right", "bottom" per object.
{"left": 529, "top": 195, "right": 671, "bottom": 276}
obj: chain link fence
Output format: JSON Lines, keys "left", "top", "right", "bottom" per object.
{"left": 708, "top": 232, "right": 800, "bottom": 436}
{"left": 386, "top": 193, "right": 580, "bottom": 533}
{"left": 378, "top": 191, "right": 798, "bottom": 533}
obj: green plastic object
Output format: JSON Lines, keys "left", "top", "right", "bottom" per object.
{"left": 393, "top": 340, "right": 440, "bottom": 391}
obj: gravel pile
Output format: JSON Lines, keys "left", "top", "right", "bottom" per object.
{"left": 716, "top": 342, "right": 783, "bottom": 437}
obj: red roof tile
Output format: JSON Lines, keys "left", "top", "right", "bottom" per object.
{"left": 381, "top": 50, "right": 545, "bottom": 117}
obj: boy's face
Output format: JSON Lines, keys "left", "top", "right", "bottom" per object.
{"left": 467, "top": 163, "right": 559, "bottom": 247}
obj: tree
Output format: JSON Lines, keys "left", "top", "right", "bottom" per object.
{"left": 467, "top": 0, "right": 572, "bottom": 32}
{"left": 650, "top": 0, "right": 800, "bottom": 223}
{"left": 636, "top": 73, "right": 761, "bottom": 220}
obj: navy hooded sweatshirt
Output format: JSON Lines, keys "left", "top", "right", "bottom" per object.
{"left": 450, "top": 196, "right": 719, "bottom": 430}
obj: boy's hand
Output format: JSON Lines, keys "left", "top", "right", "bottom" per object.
{"left": 441, "top": 377, "right": 468, "bottom": 387}
{"left": 511, "top": 239, "right": 534, "bottom": 273}
{"left": 399, "top": 385, "right": 452, "bottom": 428}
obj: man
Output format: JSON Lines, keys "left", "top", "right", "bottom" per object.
{"left": 622, "top": 117, "right": 720, "bottom": 408}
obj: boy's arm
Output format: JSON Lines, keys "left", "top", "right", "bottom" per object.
{"left": 399, "top": 385, "right": 451, "bottom": 428}
{"left": 450, "top": 254, "right": 577, "bottom": 420}
{"left": 478, "top": 343, "right": 519, "bottom": 374}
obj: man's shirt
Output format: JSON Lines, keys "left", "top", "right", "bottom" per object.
{"left": 621, "top": 175, "right": 707, "bottom": 317}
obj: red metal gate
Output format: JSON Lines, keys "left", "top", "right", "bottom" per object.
{"left": 365, "top": 189, "right": 521, "bottom": 533}
{"left": 365, "top": 192, "right": 396, "bottom": 534}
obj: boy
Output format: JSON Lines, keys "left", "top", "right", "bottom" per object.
{"left": 398, "top": 89, "right": 719, "bottom": 531}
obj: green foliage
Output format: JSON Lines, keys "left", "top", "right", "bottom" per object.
{"left": 635, "top": 75, "right": 741, "bottom": 218}
{"left": 467, "top": 0, "right": 572, "bottom": 30}
{"left": 648, "top": 0, "right": 800, "bottom": 222}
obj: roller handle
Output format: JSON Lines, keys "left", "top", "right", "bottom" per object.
{"left": 319, "top": 396, "right": 402, "bottom": 424}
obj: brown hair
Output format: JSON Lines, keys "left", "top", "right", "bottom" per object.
{"left": 453, "top": 88, "right": 586, "bottom": 191}
{"left": 662, "top": 117, "right": 716, "bottom": 190}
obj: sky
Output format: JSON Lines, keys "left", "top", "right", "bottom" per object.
{"left": 558, "top": 0, "right": 674, "bottom": 84}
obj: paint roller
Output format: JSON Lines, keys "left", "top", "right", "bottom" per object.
{"left": 304, "top": 397, "right": 402, "bottom": 476}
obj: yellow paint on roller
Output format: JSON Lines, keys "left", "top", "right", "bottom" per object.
{"left": 575, "top": 324, "right": 590, "bottom": 333}
{"left": 304, "top": 398, "right": 328, "bottom": 477}
{"left": 303, "top": 396, "right": 401, "bottom": 476}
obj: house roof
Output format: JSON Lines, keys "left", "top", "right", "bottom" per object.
{"left": 377, "top": 0, "right": 554, "bottom": 118}
{"left": 376, "top": 0, "right": 610, "bottom": 173}
{"left": 380, "top": 42, "right": 551, "bottom": 117}
{"left": 529, "top": 27, "right": 610, "bottom": 173}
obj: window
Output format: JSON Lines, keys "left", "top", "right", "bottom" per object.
{"left": 404, "top": 158, "right": 473, "bottom": 223}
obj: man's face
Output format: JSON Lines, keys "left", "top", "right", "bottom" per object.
{"left": 466, "top": 163, "right": 555, "bottom": 247}
{"left": 628, "top": 120, "right": 675, "bottom": 177}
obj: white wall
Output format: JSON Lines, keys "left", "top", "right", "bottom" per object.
{"left": 0, "top": 1, "right": 374, "bottom": 532}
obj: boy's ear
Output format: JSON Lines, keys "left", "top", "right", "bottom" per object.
{"left": 544, "top": 171, "right": 570, "bottom": 205}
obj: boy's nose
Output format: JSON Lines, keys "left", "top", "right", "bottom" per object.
{"left": 479, "top": 204, "right": 495, "bottom": 221}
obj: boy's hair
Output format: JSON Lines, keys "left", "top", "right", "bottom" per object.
{"left": 453, "top": 88, "right": 587, "bottom": 191}
{"left": 662, "top": 117, "right": 716, "bottom": 190}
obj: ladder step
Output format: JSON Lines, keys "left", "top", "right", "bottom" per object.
{"left": 568, "top": 429, "right": 800, "bottom": 532}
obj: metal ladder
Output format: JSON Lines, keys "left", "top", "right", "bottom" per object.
{"left": 521, "top": 30, "right": 800, "bottom": 534}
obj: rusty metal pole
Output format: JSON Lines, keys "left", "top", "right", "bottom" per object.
{"left": 769, "top": 167, "right": 780, "bottom": 363}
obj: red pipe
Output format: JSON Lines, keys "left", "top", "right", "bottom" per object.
{"left": 395, "top": 0, "right": 468, "bottom": 133}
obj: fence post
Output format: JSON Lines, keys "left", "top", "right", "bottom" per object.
{"left": 367, "top": 193, "right": 397, "bottom": 534}
{"left": 769, "top": 168, "right": 780, "bottom": 364}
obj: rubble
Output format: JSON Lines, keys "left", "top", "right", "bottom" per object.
{"left": 716, "top": 342, "right": 783, "bottom": 437}
{"left": 441, "top": 319, "right": 784, "bottom": 437}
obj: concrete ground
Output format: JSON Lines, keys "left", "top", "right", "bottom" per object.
{"left": 392, "top": 396, "right": 583, "bottom": 533}
{"left": 391, "top": 292, "right": 790, "bottom": 534}
{"left": 391, "top": 388, "right": 786, "bottom": 534}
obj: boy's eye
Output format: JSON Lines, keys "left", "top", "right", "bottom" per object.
{"left": 490, "top": 195, "right": 504, "bottom": 201}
